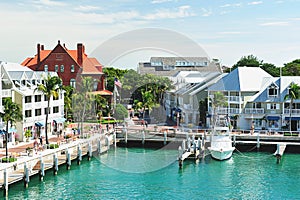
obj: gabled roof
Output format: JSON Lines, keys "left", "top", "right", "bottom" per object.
{"left": 81, "top": 58, "right": 104, "bottom": 75}
{"left": 21, "top": 42, "right": 104, "bottom": 75}
{"left": 251, "top": 76, "right": 300, "bottom": 102}
{"left": 208, "top": 67, "right": 272, "bottom": 92}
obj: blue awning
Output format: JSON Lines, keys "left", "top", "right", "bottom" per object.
{"left": 267, "top": 116, "right": 280, "bottom": 121}
{"left": 0, "top": 130, "right": 6, "bottom": 135}
{"left": 8, "top": 128, "right": 17, "bottom": 133}
{"left": 35, "top": 121, "right": 45, "bottom": 127}
{"left": 54, "top": 118, "right": 66, "bottom": 123}
{"left": 285, "top": 117, "right": 300, "bottom": 121}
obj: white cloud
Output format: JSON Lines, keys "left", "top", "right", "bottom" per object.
{"left": 248, "top": 1, "right": 263, "bottom": 5}
{"left": 151, "top": 0, "right": 174, "bottom": 4}
{"left": 144, "top": 5, "right": 195, "bottom": 20}
{"left": 220, "top": 3, "right": 242, "bottom": 8}
{"left": 201, "top": 8, "right": 212, "bottom": 17}
{"left": 78, "top": 10, "right": 140, "bottom": 24}
{"left": 260, "top": 21, "right": 290, "bottom": 26}
{"left": 74, "top": 5, "right": 102, "bottom": 12}
{"left": 32, "top": 0, "right": 66, "bottom": 7}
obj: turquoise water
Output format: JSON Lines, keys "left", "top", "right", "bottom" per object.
{"left": 7, "top": 148, "right": 300, "bottom": 199}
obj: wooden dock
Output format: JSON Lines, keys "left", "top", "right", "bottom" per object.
{"left": 0, "top": 133, "right": 117, "bottom": 196}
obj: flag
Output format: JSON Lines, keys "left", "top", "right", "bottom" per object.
{"left": 114, "top": 78, "right": 122, "bottom": 88}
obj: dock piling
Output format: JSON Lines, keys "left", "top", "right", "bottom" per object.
{"left": 3, "top": 169, "right": 8, "bottom": 197}
{"left": 66, "top": 149, "right": 71, "bottom": 170}
{"left": 53, "top": 153, "right": 58, "bottom": 175}
{"left": 163, "top": 131, "right": 167, "bottom": 145}
{"left": 114, "top": 132, "right": 117, "bottom": 147}
{"left": 77, "top": 144, "right": 82, "bottom": 165}
{"left": 88, "top": 142, "right": 92, "bottom": 160}
{"left": 39, "top": 157, "right": 45, "bottom": 181}
{"left": 256, "top": 133, "right": 260, "bottom": 149}
{"left": 23, "top": 163, "right": 29, "bottom": 188}
{"left": 142, "top": 130, "right": 145, "bottom": 145}
{"left": 98, "top": 139, "right": 102, "bottom": 154}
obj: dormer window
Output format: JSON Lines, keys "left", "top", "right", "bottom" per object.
{"left": 268, "top": 83, "right": 278, "bottom": 97}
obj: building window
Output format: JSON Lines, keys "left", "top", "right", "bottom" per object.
{"left": 35, "top": 95, "right": 41, "bottom": 102}
{"left": 55, "top": 65, "right": 59, "bottom": 72}
{"left": 25, "top": 96, "right": 32, "bottom": 103}
{"left": 25, "top": 110, "right": 32, "bottom": 118}
{"left": 268, "top": 84, "right": 278, "bottom": 97}
{"left": 71, "top": 65, "right": 75, "bottom": 72}
{"left": 44, "top": 108, "right": 50, "bottom": 114}
{"left": 44, "top": 65, "right": 48, "bottom": 72}
{"left": 60, "top": 65, "right": 64, "bottom": 72}
{"left": 70, "top": 79, "right": 76, "bottom": 88}
{"left": 35, "top": 109, "right": 42, "bottom": 116}
{"left": 53, "top": 106, "right": 59, "bottom": 113}
{"left": 267, "top": 103, "right": 279, "bottom": 110}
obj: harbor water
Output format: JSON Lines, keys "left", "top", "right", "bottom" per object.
{"left": 7, "top": 147, "right": 300, "bottom": 199}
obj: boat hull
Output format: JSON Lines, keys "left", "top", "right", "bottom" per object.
{"left": 208, "top": 147, "right": 235, "bottom": 160}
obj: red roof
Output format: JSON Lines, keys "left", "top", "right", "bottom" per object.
{"left": 21, "top": 43, "right": 103, "bottom": 75}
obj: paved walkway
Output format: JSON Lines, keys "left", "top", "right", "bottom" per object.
{"left": 0, "top": 135, "right": 63, "bottom": 157}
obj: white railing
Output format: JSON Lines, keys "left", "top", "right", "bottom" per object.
{"left": 284, "top": 109, "right": 300, "bottom": 115}
{"left": 2, "top": 90, "right": 11, "bottom": 98}
{"left": 215, "top": 107, "right": 240, "bottom": 114}
{"left": 226, "top": 96, "right": 240, "bottom": 102}
{"left": 244, "top": 108, "right": 265, "bottom": 114}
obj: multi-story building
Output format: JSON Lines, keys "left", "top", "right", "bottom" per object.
{"left": 207, "top": 66, "right": 300, "bottom": 131}
{"left": 138, "top": 57, "right": 222, "bottom": 76}
{"left": 21, "top": 41, "right": 110, "bottom": 95}
{"left": 0, "top": 62, "right": 65, "bottom": 145}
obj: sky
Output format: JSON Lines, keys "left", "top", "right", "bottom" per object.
{"left": 1, "top": 0, "right": 300, "bottom": 69}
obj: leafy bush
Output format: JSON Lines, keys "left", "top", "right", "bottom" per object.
{"left": 2, "top": 157, "right": 17, "bottom": 163}
{"left": 49, "top": 143, "right": 59, "bottom": 149}
{"left": 114, "top": 104, "right": 128, "bottom": 120}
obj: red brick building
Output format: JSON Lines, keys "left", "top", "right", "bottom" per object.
{"left": 21, "top": 40, "right": 112, "bottom": 96}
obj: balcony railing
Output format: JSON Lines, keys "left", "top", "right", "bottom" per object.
{"left": 244, "top": 108, "right": 265, "bottom": 114}
{"left": 226, "top": 96, "right": 241, "bottom": 102}
{"left": 214, "top": 107, "right": 240, "bottom": 114}
{"left": 284, "top": 109, "right": 300, "bottom": 115}
{"left": 2, "top": 90, "right": 11, "bottom": 98}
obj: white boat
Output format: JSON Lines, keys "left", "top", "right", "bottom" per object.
{"left": 208, "top": 123, "right": 235, "bottom": 161}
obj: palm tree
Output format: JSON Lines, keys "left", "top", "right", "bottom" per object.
{"left": 72, "top": 76, "right": 95, "bottom": 133}
{"left": 35, "top": 74, "right": 62, "bottom": 144}
{"left": 63, "top": 85, "right": 74, "bottom": 122}
{"left": 0, "top": 98, "right": 22, "bottom": 162}
{"left": 284, "top": 82, "right": 300, "bottom": 132}
{"left": 210, "top": 92, "right": 228, "bottom": 127}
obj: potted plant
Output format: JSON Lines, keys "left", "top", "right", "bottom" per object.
{"left": 24, "top": 130, "right": 32, "bottom": 142}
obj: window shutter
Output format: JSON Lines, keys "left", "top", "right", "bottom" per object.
{"left": 267, "top": 104, "right": 270, "bottom": 109}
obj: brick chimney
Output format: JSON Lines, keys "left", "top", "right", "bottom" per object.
{"left": 41, "top": 45, "right": 44, "bottom": 50}
{"left": 37, "top": 43, "right": 41, "bottom": 70}
{"left": 77, "top": 43, "right": 84, "bottom": 66}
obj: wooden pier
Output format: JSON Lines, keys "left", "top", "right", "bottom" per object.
{"left": 0, "top": 133, "right": 117, "bottom": 197}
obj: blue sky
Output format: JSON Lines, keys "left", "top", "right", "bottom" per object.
{"left": 1, "top": 0, "right": 300, "bottom": 69}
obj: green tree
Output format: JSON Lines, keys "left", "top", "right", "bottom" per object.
{"left": 72, "top": 76, "right": 96, "bottom": 132}
{"left": 95, "top": 94, "right": 109, "bottom": 119}
{"left": 261, "top": 63, "right": 280, "bottom": 77}
{"left": 228, "top": 55, "right": 262, "bottom": 72}
{"left": 282, "top": 59, "right": 300, "bottom": 76}
{"left": 284, "top": 82, "right": 300, "bottom": 132}
{"left": 210, "top": 92, "right": 228, "bottom": 126}
{"left": 35, "top": 75, "right": 62, "bottom": 144}
{"left": 0, "top": 98, "right": 22, "bottom": 162}
{"left": 114, "top": 104, "right": 128, "bottom": 120}
{"left": 63, "top": 85, "right": 74, "bottom": 121}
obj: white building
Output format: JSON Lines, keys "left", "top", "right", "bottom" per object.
{"left": 0, "top": 62, "right": 65, "bottom": 145}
